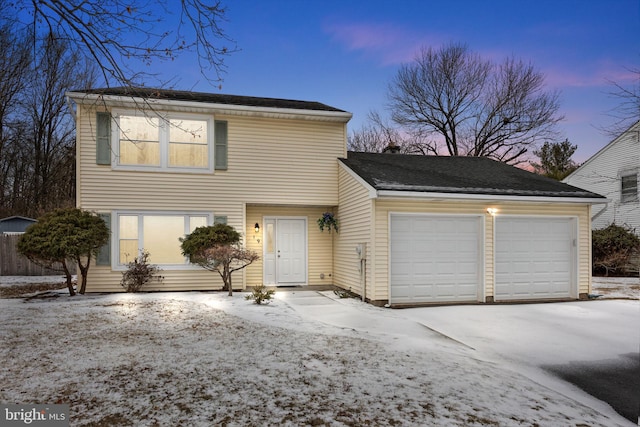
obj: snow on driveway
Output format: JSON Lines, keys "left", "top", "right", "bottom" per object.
{"left": 402, "top": 300, "right": 639, "bottom": 365}
{"left": 1, "top": 290, "right": 636, "bottom": 426}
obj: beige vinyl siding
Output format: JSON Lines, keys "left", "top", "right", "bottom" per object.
{"left": 85, "top": 268, "right": 222, "bottom": 293}
{"left": 77, "top": 105, "right": 346, "bottom": 291}
{"left": 334, "top": 167, "right": 374, "bottom": 299}
{"left": 372, "top": 199, "right": 591, "bottom": 302}
{"left": 78, "top": 110, "right": 346, "bottom": 209}
{"left": 245, "top": 206, "right": 335, "bottom": 287}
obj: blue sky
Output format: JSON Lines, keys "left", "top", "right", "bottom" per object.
{"left": 164, "top": 0, "right": 639, "bottom": 163}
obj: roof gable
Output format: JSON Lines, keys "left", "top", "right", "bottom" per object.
{"left": 0, "top": 216, "right": 36, "bottom": 223}
{"left": 564, "top": 120, "right": 640, "bottom": 181}
{"left": 339, "top": 152, "right": 604, "bottom": 199}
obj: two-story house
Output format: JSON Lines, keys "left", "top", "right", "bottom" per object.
{"left": 68, "top": 87, "right": 605, "bottom": 306}
{"left": 563, "top": 121, "right": 640, "bottom": 235}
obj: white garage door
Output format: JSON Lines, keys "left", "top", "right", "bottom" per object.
{"left": 390, "top": 215, "right": 482, "bottom": 304}
{"left": 495, "top": 217, "right": 576, "bottom": 301}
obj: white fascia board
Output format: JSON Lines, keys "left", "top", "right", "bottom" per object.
{"left": 376, "top": 190, "right": 608, "bottom": 204}
{"left": 338, "top": 161, "right": 378, "bottom": 198}
{"left": 66, "top": 91, "right": 353, "bottom": 123}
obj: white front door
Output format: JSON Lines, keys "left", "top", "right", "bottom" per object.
{"left": 263, "top": 218, "right": 307, "bottom": 285}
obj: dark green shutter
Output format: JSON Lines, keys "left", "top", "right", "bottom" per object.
{"left": 214, "top": 215, "right": 227, "bottom": 225}
{"left": 214, "top": 120, "right": 228, "bottom": 170}
{"left": 96, "top": 213, "right": 111, "bottom": 266}
{"left": 96, "top": 112, "right": 111, "bottom": 165}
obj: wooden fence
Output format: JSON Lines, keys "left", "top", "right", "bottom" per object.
{"left": 0, "top": 233, "right": 75, "bottom": 276}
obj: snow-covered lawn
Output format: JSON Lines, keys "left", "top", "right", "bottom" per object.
{"left": 1, "top": 287, "right": 636, "bottom": 426}
{"left": 590, "top": 276, "right": 640, "bottom": 299}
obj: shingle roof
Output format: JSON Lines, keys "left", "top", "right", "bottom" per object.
{"left": 340, "top": 151, "right": 605, "bottom": 199}
{"left": 76, "top": 87, "right": 346, "bottom": 113}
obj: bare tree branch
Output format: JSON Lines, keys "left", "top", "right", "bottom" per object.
{"left": 603, "top": 66, "right": 640, "bottom": 137}
{"left": 387, "top": 43, "right": 563, "bottom": 164}
{"left": 9, "top": 0, "right": 235, "bottom": 88}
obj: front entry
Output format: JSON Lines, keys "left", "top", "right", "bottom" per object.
{"left": 263, "top": 218, "right": 307, "bottom": 285}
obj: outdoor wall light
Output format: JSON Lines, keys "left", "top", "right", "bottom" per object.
{"left": 254, "top": 223, "right": 260, "bottom": 233}
{"left": 486, "top": 208, "right": 498, "bottom": 216}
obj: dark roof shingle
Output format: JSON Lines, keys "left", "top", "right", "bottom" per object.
{"left": 340, "top": 151, "right": 605, "bottom": 199}
{"left": 76, "top": 87, "right": 346, "bottom": 112}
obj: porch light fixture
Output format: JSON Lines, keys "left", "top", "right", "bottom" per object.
{"left": 254, "top": 223, "right": 260, "bottom": 233}
{"left": 486, "top": 208, "right": 498, "bottom": 216}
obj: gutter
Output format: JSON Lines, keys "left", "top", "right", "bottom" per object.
{"left": 375, "top": 190, "right": 609, "bottom": 204}
{"left": 65, "top": 91, "right": 353, "bottom": 123}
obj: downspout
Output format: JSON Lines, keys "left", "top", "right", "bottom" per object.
{"left": 361, "top": 258, "right": 366, "bottom": 302}
{"left": 65, "top": 96, "right": 76, "bottom": 121}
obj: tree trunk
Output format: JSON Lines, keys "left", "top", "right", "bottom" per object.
{"left": 78, "top": 257, "right": 89, "bottom": 294}
{"left": 226, "top": 266, "right": 233, "bottom": 296}
{"left": 62, "top": 261, "right": 75, "bottom": 296}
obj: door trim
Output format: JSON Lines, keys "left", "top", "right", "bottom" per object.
{"left": 262, "top": 216, "right": 308, "bottom": 286}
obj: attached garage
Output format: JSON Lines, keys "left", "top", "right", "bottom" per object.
{"left": 390, "top": 214, "right": 482, "bottom": 304}
{"left": 336, "top": 152, "right": 606, "bottom": 306}
{"left": 495, "top": 217, "right": 577, "bottom": 301}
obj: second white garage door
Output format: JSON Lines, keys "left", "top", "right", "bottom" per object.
{"left": 495, "top": 217, "right": 576, "bottom": 301}
{"left": 390, "top": 214, "right": 482, "bottom": 304}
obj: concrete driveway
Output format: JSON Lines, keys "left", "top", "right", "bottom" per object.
{"left": 402, "top": 300, "right": 640, "bottom": 423}
{"left": 281, "top": 293, "right": 639, "bottom": 424}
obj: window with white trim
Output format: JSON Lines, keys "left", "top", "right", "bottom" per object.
{"left": 113, "top": 110, "right": 213, "bottom": 172}
{"left": 117, "top": 213, "right": 210, "bottom": 267}
{"left": 621, "top": 173, "right": 638, "bottom": 203}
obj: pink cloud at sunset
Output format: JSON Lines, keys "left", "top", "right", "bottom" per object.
{"left": 542, "top": 62, "right": 638, "bottom": 89}
{"left": 323, "top": 21, "right": 441, "bottom": 66}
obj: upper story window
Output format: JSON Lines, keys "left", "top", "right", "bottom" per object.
{"left": 621, "top": 173, "right": 638, "bottom": 203}
{"left": 113, "top": 110, "right": 213, "bottom": 172}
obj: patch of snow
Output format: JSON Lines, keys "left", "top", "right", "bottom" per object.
{"left": 0, "top": 291, "right": 635, "bottom": 426}
{"left": 591, "top": 276, "right": 640, "bottom": 300}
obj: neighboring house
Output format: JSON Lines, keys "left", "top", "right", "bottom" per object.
{"left": 67, "top": 87, "right": 605, "bottom": 306}
{"left": 563, "top": 120, "right": 640, "bottom": 235}
{"left": 0, "top": 216, "right": 66, "bottom": 276}
{"left": 0, "top": 216, "right": 36, "bottom": 234}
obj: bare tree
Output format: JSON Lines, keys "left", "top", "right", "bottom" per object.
{"left": 349, "top": 111, "right": 404, "bottom": 153}
{"left": 6, "top": 0, "right": 235, "bottom": 88}
{"left": 0, "top": 29, "right": 96, "bottom": 218}
{"left": 348, "top": 111, "right": 436, "bottom": 154}
{"left": 0, "top": 22, "right": 32, "bottom": 215}
{"left": 387, "top": 43, "right": 563, "bottom": 165}
{"left": 23, "top": 34, "right": 96, "bottom": 215}
{"left": 605, "top": 66, "right": 640, "bottom": 136}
